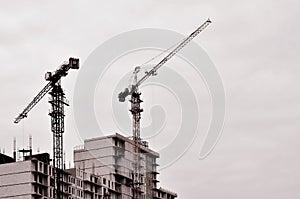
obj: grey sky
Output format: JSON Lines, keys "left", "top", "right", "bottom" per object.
{"left": 0, "top": 0, "right": 299, "bottom": 198}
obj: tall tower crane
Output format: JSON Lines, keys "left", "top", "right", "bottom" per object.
{"left": 118, "top": 19, "right": 211, "bottom": 199}
{"left": 14, "top": 57, "right": 79, "bottom": 199}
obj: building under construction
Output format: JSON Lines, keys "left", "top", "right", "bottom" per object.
{"left": 2, "top": 18, "right": 212, "bottom": 199}
{"left": 0, "top": 134, "right": 177, "bottom": 199}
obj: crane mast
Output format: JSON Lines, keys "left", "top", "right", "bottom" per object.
{"left": 118, "top": 19, "right": 211, "bottom": 199}
{"left": 14, "top": 58, "right": 79, "bottom": 199}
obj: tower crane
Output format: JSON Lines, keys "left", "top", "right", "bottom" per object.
{"left": 118, "top": 19, "right": 211, "bottom": 199}
{"left": 14, "top": 57, "right": 79, "bottom": 199}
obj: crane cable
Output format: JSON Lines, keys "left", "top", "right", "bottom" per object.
{"left": 128, "top": 36, "right": 186, "bottom": 86}
{"left": 140, "top": 37, "right": 186, "bottom": 68}
{"left": 127, "top": 30, "right": 192, "bottom": 88}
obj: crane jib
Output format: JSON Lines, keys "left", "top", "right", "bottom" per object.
{"left": 14, "top": 58, "right": 79, "bottom": 124}
{"left": 119, "top": 18, "right": 211, "bottom": 102}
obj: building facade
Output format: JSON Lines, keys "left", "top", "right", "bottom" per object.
{"left": 0, "top": 134, "right": 177, "bottom": 199}
{"left": 74, "top": 133, "right": 177, "bottom": 199}
{"left": 0, "top": 153, "right": 54, "bottom": 199}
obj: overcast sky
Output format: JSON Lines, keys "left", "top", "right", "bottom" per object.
{"left": 1, "top": 0, "right": 300, "bottom": 198}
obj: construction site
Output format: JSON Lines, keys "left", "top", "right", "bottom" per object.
{"left": 0, "top": 19, "right": 211, "bottom": 199}
{"left": 0, "top": 133, "right": 177, "bottom": 199}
